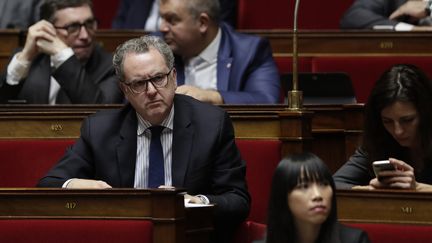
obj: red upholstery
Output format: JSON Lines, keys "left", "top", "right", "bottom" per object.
{"left": 236, "top": 139, "right": 281, "bottom": 224}
{"left": 237, "top": 0, "right": 354, "bottom": 29}
{"left": 346, "top": 223, "right": 432, "bottom": 243}
{"left": 233, "top": 221, "right": 267, "bottom": 243}
{"left": 274, "top": 56, "right": 312, "bottom": 74}
{"left": 93, "top": 0, "right": 120, "bottom": 28}
{"left": 312, "top": 56, "right": 432, "bottom": 103}
{"left": 0, "top": 219, "right": 153, "bottom": 243}
{"left": 0, "top": 139, "right": 75, "bottom": 187}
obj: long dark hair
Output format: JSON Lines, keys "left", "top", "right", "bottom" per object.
{"left": 266, "top": 152, "right": 340, "bottom": 243}
{"left": 362, "top": 64, "right": 432, "bottom": 171}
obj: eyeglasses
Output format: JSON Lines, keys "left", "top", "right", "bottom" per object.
{"left": 54, "top": 19, "right": 97, "bottom": 36}
{"left": 123, "top": 68, "right": 173, "bottom": 94}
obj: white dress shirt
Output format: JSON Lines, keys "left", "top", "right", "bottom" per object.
{"left": 6, "top": 48, "right": 74, "bottom": 104}
{"left": 184, "top": 28, "right": 221, "bottom": 90}
{"left": 144, "top": 0, "right": 160, "bottom": 32}
{"left": 134, "top": 106, "right": 174, "bottom": 188}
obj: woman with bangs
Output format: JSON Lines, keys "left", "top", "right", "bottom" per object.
{"left": 334, "top": 64, "right": 432, "bottom": 191}
{"left": 256, "top": 152, "right": 369, "bottom": 243}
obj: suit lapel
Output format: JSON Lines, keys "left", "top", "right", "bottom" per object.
{"left": 116, "top": 105, "right": 138, "bottom": 187}
{"left": 216, "top": 25, "right": 233, "bottom": 92}
{"left": 171, "top": 96, "right": 194, "bottom": 187}
{"left": 20, "top": 56, "right": 51, "bottom": 103}
{"left": 174, "top": 57, "right": 185, "bottom": 85}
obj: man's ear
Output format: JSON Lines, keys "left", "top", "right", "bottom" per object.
{"left": 198, "top": 13, "right": 210, "bottom": 34}
{"left": 118, "top": 82, "right": 128, "bottom": 94}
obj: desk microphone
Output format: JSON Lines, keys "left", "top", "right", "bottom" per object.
{"left": 288, "top": 0, "right": 303, "bottom": 109}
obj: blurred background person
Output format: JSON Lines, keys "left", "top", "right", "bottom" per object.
{"left": 256, "top": 152, "right": 370, "bottom": 243}
{"left": 334, "top": 64, "right": 432, "bottom": 191}
{"left": 0, "top": 0, "right": 123, "bottom": 104}
{"left": 340, "top": 0, "right": 432, "bottom": 31}
{"left": 112, "top": 0, "right": 237, "bottom": 31}
{"left": 159, "top": 0, "right": 280, "bottom": 104}
{"left": 0, "top": 0, "right": 43, "bottom": 29}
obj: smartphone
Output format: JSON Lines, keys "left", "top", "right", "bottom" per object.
{"left": 372, "top": 160, "right": 396, "bottom": 181}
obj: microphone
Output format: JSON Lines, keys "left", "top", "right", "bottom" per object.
{"left": 288, "top": 0, "right": 303, "bottom": 109}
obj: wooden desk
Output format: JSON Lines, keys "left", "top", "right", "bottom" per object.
{"left": 94, "top": 30, "right": 432, "bottom": 56}
{"left": 0, "top": 104, "right": 363, "bottom": 172}
{"left": 0, "top": 188, "right": 213, "bottom": 243}
{"left": 1, "top": 29, "right": 431, "bottom": 71}
{"left": 242, "top": 30, "right": 432, "bottom": 56}
{"left": 337, "top": 189, "right": 432, "bottom": 225}
{"left": 0, "top": 29, "right": 21, "bottom": 72}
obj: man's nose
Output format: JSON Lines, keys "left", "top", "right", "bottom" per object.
{"left": 78, "top": 25, "right": 90, "bottom": 39}
{"left": 159, "top": 19, "right": 169, "bottom": 32}
{"left": 145, "top": 82, "right": 158, "bottom": 95}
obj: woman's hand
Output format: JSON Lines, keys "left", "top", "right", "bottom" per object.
{"left": 369, "top": 158, "right": 416, "bottom": 189}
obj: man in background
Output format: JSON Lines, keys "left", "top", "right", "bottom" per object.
{"left": 159, "top": 0, "right": 280, "bottom": 104}
{"left": 0, "top": 0, "right": 123, "bottom": 104}
{"left": 340, "top": 0, "right": 432, "bottom": 31}
{"left": 112, "top": 0, "right": 237, "bottom": 31}
{"left": 0, "top": 0, "right": 42, "bottom": 29}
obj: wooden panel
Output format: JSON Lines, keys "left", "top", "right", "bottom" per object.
{"left": 0, "top": 30, "right": 21, "bottom": 71}
{"left": 95, "top": 30, "right": 432, "bottom": 56}
{"left": 3, "top": 29, "right": 432, "bottom": 70}
{"left": 242, "top": 30, "right": 432, "bottom": 56}
{"left": 0, "top": 188, "right": 213, "bottom": 243}
{"left": 0, "top": 104, "right": 363, "bottom": 172}
{"left": 337, "top": 189, "right": 432, "bottom": 224}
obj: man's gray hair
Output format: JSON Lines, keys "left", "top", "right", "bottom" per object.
{"left": 112, "top": 35, "right": 174, "bottom": 82}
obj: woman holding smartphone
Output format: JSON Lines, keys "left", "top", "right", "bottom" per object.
{"left": 334, "top": 64, "right": 432, "bottom": 191}
{"left": 256, "top": 152, "right": 370, "bottom": 243}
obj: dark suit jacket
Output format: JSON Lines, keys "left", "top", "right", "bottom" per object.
{"left": 0, "top": 44, "right": 123, "bottom": 104}
{"left": 254, "top": 223, "right": 370, "bottom": 243}
{"left": 0, "top": 0, "right": 42, "bottom": 29}
{"left": 38, "top": 94, "right": 250, "bottom": 227}
{"left": 175, "top": 23, "right": 280, "bottom": 104}
{"left": 340, "top": 0, "right": 410, "bottom": 29}
{"left": 339, "top": 224, "right": 371, "bottom": 243}
{"left": 333, "top": 147, "right": 432, "bottom": 189}
{"left": 112, "top": 0, "right": 237, "bottom": 28}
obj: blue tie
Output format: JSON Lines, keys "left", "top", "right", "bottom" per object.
{"left": 148, "top": 126, "right": 165, "bottom": 188}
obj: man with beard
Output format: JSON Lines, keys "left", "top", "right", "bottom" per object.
{"left": 159, "top": 0, "right": 280, "bottom": 104}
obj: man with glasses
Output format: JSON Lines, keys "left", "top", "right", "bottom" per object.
{"left": 0, "top": 0, "right": 123, "bottom": 104}
{"left": 38, "top": 35, "right": 250, "bottom": 243}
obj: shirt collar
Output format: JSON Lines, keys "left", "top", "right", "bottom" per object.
{"left": 136, "top": 105, "right": 174, "bottom": 135}
{"left": 190, "top": 27, "right": 221, "bottom": 65}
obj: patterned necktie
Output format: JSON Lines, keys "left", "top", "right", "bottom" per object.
{"left": 148, "top": 126, "right": 165, "bottom": 188}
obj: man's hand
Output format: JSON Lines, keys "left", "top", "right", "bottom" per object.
{"left": 184, "top": 194, "right": 207, "bottom": 204}
{"left": 19, "top": 20, "right": 67, "bottom": 62}
{"left": 369, "top": 158, "right": 416, "bottom": 190}
{"left": 389, "top": 1, "right": 429, "bottom": 20}
{"left": 176, "top": 85, "right": 223, "bottom": 104}
{"left": 65, "top": 179, "right": 112, "bottom": 189}
{"left": 36, "top": 36, "right": 68, "bottom": 56}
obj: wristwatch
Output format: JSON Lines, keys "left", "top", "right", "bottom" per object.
{"left": 196, "top": 194, "right": 210, "bottom": 205}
